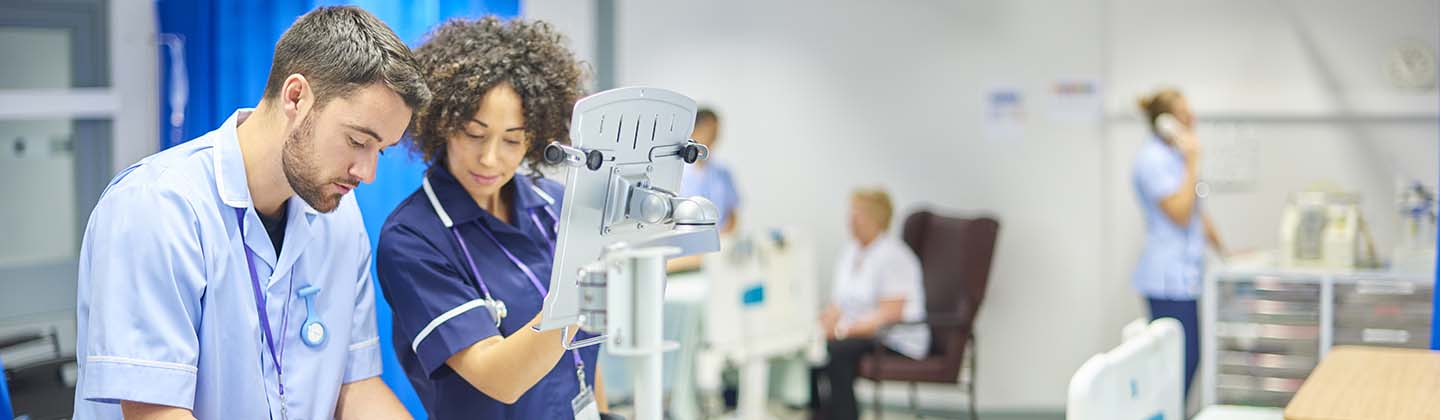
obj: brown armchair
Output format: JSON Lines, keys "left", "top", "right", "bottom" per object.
{"left": 858, "top": 210, "right": 999, "bottom": 419}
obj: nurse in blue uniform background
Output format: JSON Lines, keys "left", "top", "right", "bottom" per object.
{"left": 1131, "top": 87, "right": 1228, "bottom": 409}
{"left": 375, "top": 17, "right": 606, "bottom": 419}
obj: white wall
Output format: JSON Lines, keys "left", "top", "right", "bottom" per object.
{"left": 519, "top": 0, "right": 597, "bottom": 90}
{"left": 527, "top": 0, "right": 1439, "bottom": 412}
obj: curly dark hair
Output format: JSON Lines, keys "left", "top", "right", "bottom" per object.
{"left": 409, "top": 16, "right": 587, "bottom": 169}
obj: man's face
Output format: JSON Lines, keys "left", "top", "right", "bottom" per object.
{"left": 691, "top": 118, "right": 718, "bottom": 149}
{"left": 282, "top": 83, "right": 411, "bottom": 213}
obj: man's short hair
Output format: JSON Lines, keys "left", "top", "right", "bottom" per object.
{"left": 262, "top": 6, "right": 431, "bottom": 111}
{"left": 696, "top": 107, "right": 718, "bottom": 125}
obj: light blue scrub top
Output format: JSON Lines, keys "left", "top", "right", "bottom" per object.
{"left": 74, "top": 109, "right": 382, "bottom": 419}
{"left": 1132, "top": 135, "right": 1206, "bottom": 300}
{"left": 680, "top": 159, "right": 740, "bottom": 228}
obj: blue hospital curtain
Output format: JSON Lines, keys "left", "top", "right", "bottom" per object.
{"left": 0, "top": 355, "right": 11, "bottom": 419}
{"left": 156, "top": 1, "right": 521, "bottom": 416}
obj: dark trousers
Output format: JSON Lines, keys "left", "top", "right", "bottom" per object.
{"left": 809, "top": 338, "right": 873, "bottom": 420}
{"left": 1148, "top": 297, "right": 1200, "bottom": 405}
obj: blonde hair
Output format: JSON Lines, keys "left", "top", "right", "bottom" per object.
{"left": 851, "top": 187, "right": 894, "bottom": 230}
{"left": 1137, "top": 87, "right": 1185, "bottom": 135}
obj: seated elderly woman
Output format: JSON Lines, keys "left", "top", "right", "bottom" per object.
{"left": 811, "top": 188, "right": 929, "bottom": 420}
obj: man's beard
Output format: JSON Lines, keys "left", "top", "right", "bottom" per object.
{"left": 282, "top": 114, "right": 356, "bottom": 213}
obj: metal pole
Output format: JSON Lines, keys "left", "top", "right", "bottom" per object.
{"left": 622, "top": 249, "right": 669, "bottom": 419}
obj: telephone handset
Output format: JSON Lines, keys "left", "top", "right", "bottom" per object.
{"left": 1155, "top": 112, "right": 1197, "bottom": 151}
{"left": 1155, "top": 113, "right": 1184, "bottom": 141}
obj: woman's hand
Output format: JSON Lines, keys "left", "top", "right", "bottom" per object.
{"left": 1157, "top": 129, "right": 1203, "bottom": 227}
{"left": 819, "top": 305, "right": 841, "bottom": 340}
{"left": 843, "top": 298, "right": 906, "bottom": 339}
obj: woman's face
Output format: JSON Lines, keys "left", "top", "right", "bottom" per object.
{"left": 1171, "top": 97, "right": 1196, "bottom": 129}
{"left": 849, "top": 199, "right": 882, "bottom": 244}
{"left": 445, "top": 82, "right": 529, "bottom": 202}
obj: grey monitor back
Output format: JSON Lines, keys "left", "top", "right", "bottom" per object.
{"left": 537, "top": 87, "right": 697, "bottom": 331}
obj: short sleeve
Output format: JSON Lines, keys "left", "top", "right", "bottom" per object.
{"left": 344, "top": 231, "right": 382, "bottom": 383}
{"left": 1134, "top": 147, "right": 1182, "bottom": 203}
{"left": 375, "top": 223, "right": 500, "bottom": 378}
{"left": 77, "top": 183, "right": 206, "bottom": 409}
{"left": 877, "top": 244, "right": 922, "bottom": 302}
{"left": 719, "top": 165, "right": 741, "bottom": 214}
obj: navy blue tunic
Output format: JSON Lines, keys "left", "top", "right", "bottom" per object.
{"left": 376, "top": 167, "right": 599, "bottom": 419}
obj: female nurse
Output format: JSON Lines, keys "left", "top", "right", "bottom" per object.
{"left": 1131, "top": 87, "right": 1228, "bottom": 406}
{"left": 375, "top": 17, "right": 604, "bottom": 419}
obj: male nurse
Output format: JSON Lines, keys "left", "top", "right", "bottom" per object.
{"left": 73, "top": 6, "right": 430, "bottom": 419}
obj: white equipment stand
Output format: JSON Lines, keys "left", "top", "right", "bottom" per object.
{"left": 696, "top": 230, "right": 819, "bottom": 419}
{"left": 536, "top": 87, "right": 721, "bottom": 420}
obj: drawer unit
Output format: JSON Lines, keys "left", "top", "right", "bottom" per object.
{"left": 1334, "top": 280, "right": 1432, "bottom": 349}
{"left": 1217, "top": 351, "right": 1317, "bottom": 379}
{"left": 1203, "top": 268, "right": 1432, "bottom": 409}
{"left": 1216, "top": 374, "right": 1306, "bottom": 407}
{"left": 1218, "top": 299, "right": 1319, "bottom": 325}
{"left": 1333, "top": 326, "right": 1431, "bottom": 348}
{"left": 1218, "top": 280, "right": 1320, "bottom": 303}
{"left": 1335, "top": 280, "right": 1431, "bottom": 305}
{"left": 1333, "top": 301, "right": 1431, "bottom": 327}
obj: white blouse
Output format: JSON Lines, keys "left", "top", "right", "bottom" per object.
{"left": 830, "top": 235, "right": 931, "bottom": 359}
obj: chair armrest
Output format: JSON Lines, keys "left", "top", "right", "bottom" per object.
{"left": 866, "top": 314, "right": 974, "bottom": 358}
{"left": 880, "top": 313, "right": 973, "bottom": 334}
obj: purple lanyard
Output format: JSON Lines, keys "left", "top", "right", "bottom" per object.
{"left": 234, "top": 207, "right": 293, "bottom": 409}
{"left": 450, "top": 206, "right": 585, "bottom": 373}
{"left": 529, "top": 210, "right": 557, "bottom": 250}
